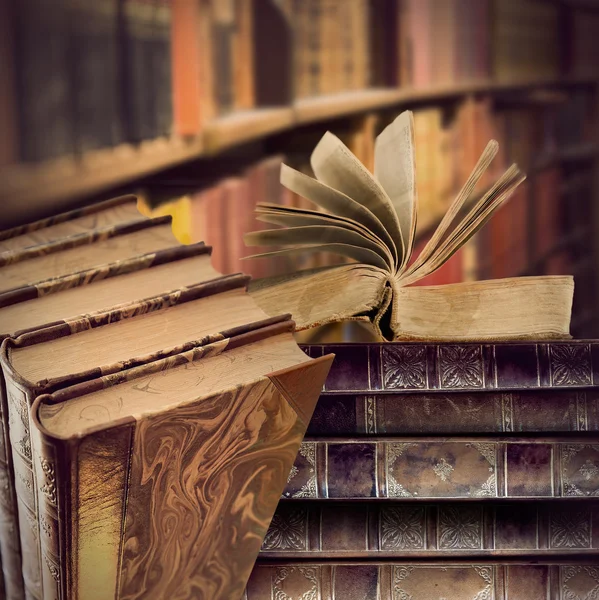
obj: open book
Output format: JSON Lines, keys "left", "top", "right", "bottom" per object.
{"left": 244, "top": 111, "right": 573, "bottom": 341}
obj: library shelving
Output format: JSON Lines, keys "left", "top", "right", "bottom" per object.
{"left": 0, "top": 0, "right": 598, "bottom": 338}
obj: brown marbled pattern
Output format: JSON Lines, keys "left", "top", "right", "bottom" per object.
{"left": 0, "top": 195, "right": 138, "bottom": 242}
{"left": 0, "top": 240, "right": 213, "bottom": 600}
{"left": 119, "top": 377, "right": 307, "bottom": 600}
{"left": 0, "top": 216, "right": 170, "bottom": 267}
{"left": 29, "top": 351, "right": 331, "bottom": 600}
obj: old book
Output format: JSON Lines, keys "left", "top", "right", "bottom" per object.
{"left": 0, "top": 242, "right": 214, "bottom": 598}
{"left": 0, "top": 0, "right": 17, "bottom": 169}
{"left": 233, "top": 0, "right": 255, "bottom": 110}
{"left": 70, "top": 0, "right": 122, "bottom": 153}
{"left": 261, "top": 501, "right": 599, "bottom": 557}
{"left": 0, "top": 216, "right": 178, "bottom": 299}
{"left": 121, "top": 0, "right": 155, "bottom": 143}
{"left": 244, "top": 111, "right": 573, "bottom": 341}
{"left": 13, "top": 0, "right": 74, "bottom": 162}
{"left": 307, "top": 389, "right": 598, "bottom": 436}
{"left": 171, "top": 0, "right": 203, "bottom": 136}
{"left": 245, "top": 561, "right": 599, "bottom": 599}
{"left": 0, "top": 195, "right": 144, "bottom": 255}
{"left": 303, "top": 340, "right": 599, "bottom": 393}
{"left": 211, "top": 0, "right": 235, "bottom": 115}
{"left": 151, "top": 0, "right": 173, "bottom": 138}
{"left": 2, "top": 272, "right": 290, "bottom": 599}
{"left": 30, "top": 324, "right": 333, "bottom": 600}
{"left": 282, "top": 438, "right": 599, "bottom": 500}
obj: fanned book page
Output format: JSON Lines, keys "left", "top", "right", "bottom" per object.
{"left": 245, "top": 111, "right": 574, "bottom": 341}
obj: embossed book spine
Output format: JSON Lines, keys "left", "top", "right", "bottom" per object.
{"left": 0, "top": 242, "right": 211, "bottom": 600}
{"left": 281, "top": 438, "right": 599, "bottom": 500}
{"left": 302, "top": 342, "right": 599, "bottom": 394}
{"left": 300, "top": 342, "right": 599, "bottom": 436}
{"left": 1, "top": 272, "right": 285, "bottom": 600}
{"left": 29, "top": 330, "right": 333, "bottom": 600}
{"left": 244, "top": 561, "right": 599, "bottom": 599}
{"left": 260, "top": 501, "right": 599, "bottom": 558}
{"left": 308, "top": 389, "right": 598, "bottom": 435}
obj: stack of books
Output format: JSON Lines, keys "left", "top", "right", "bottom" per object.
{"left": 249, "top": 340, "right": 599, "bottom": 598}
{"left": 0, "top": 195, "right": 332, "bottom": 600}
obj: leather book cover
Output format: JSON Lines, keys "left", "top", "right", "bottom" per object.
{"left": 302, "top": 342, "right": 599, "bottom": 393}
{"left": 29, "top": 325, "right": 334, "bottom": 600}
{"left": 282, "top": 438, "right": 599, "bottom": 500}
{"left": 1, "top": 273, "right": 288, "bottom": 600}
{"left": 308, "top": 389, "right": 598, "bottom": 435}
{"left": 0, "top": 242, "right": 211, "bottom": 599}
{"left": 245, "top": 561, "right": 599, "bottom": 599}
{"left": 261, "top": 501, "right": 599, "bottom": 557}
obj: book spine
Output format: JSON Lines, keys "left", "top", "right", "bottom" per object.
{"left": 282, "top": 438, "right": 599, "bottom": 500}
{"left": 307, "top": 389, "right": 599, "bottom": 436}
{"left": 151, "top": 0, "right": 172, "bottom": 138}
{"left": 0, "top": 0, "right": 18, "bottom": 169}
{"left": 0, "top": 377, "right": 25, "bottom": 599}
{"left": 29, "top": 412, "right": 67, "bottom": 600}
{"left": 246, "top": 562, "right": 599, "bottom": 599}
{"left": 301, "top": 342, "right": 599, "bottom": 393}
{"left": 3, "top": 373, "right": 41, "bottom": 598}
{"left": 211, "top": 0, "right": 235, "bottom": 116}
{"left": 122, "top": 0, "right": 155, "bottom": 143}
{"left": 171, "top": 0, "right": 202, "bottom": 136}
{"left": 70, "top": 0, "right": 122, "bottom": 154}
{"left": 261, "top": 501, "right": 599, "bottom": 557}
{"left": 14, "top": 0, "right": 74, "bottom": 162}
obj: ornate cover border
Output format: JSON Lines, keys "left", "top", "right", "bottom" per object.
{"left": 301, "top": 342, "right": 599, "bottom": 393}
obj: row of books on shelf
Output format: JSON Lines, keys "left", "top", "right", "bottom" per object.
{"left": 2, "top": 0, "right": 598, "bottom": 167}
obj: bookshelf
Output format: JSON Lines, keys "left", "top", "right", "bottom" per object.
{"left": 1, "top": 0, "right": 598, "bottom": 338}
{"left": 1, "top": 79, "right": 595, "bottom": 219}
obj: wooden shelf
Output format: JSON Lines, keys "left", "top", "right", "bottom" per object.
{"left": 0, "top": 136, "right": 205, "bottom": 220}
{"left": 203, "top": 107, "right": 294, "bottom": 154}
{"left": 295, "top": 89, "right": 404, "bottom": 124}
{"left": 1, "top": 77, "right": 597, "bottom": 226}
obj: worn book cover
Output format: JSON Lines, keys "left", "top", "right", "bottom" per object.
{"left": 2, "top": 272, "right": 295, "bottom": 600}
{"left": 30, "top": 323, "right": 333, "bottom": 600}
{"left": 0, "top": 242, "right": 214, "bottom": 599}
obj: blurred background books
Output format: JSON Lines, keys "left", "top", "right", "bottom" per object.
{"left": 0, "top": 0, "right": 598, "bottom": 340}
